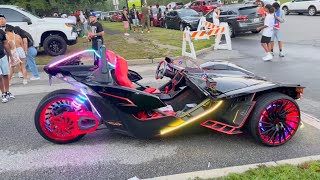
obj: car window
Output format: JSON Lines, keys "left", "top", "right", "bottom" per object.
{"left": 178, "top": 9, "right": 199, "bottom": 17}
{"left": 238, "top": 6, "right": 258, "bottom": 15}
{"left": 196, "top": 2, "right": 201, "bottom": 6}
{"left": 0, "top": 8, "right": 26, "bottom": 22}
{"left": 206, "top": 0, "right": 220, "bottom": 5}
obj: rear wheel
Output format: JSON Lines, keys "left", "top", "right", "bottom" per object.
{"left": 248, "top": 92, "right": 300, "bottom": 146}
{"left": 308, "top": 6, "right": 317, "bottom": 16}
{"left": 228, "top": 24, "right": 235, "bottom": 38}
{"left": 283, "top": 6, "right": 289, "bottom": 15}
{"left": 35, "top": 90, "right": 91, "bottom": 144}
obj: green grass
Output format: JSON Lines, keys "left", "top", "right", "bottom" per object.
{"left": 37, "top": 22, "right": 213, "bottom": 65}
{"left": 280, "top": 0, "right": 292, "bottom": 5}
{"left": 195, "top": 161, "right": 320, "bottom": 180}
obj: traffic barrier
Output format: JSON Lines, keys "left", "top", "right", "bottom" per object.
{"left": 182, "top": 18, "right": 232, "bottom": 59}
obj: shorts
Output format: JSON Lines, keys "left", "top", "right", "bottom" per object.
{"left": 123, "top": 21, "right": 129, "bottom": 29}
{"left": 16, "top": 47, "right": 26, "bottom": 59}
{"left": 132, "top": 19, "right": 139, "bottom": 26}
{"left": 0, "top": 56, "right": 9, "bottom": 75}
{"left": 261, "top": 36, "right": 271, "bottom": 44}
{"left": 271, "top": 29, "right": 282, "bottom": 42}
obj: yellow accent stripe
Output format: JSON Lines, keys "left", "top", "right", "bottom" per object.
{"left": 160, "top": 101, "right": 223, "bottom": 135}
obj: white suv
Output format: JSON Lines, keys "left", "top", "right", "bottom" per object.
{"left": 281, "top": 0, "right": 320, "bottom": 16}
{"left": 0, "top": 5, "right": 78, "bottom": 56}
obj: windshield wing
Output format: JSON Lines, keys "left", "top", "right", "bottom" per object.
{"left": 18, "top": 8, "right": 41, "bottom": 18}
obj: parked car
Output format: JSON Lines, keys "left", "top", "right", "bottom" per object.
{"left": 189, "top": 0, "right": 222, "bottom": 15}
{"left": 281, "top": 0, "right": 320, "bottom": 16}
{"left": 0, "top": 5, "right": 78, "bottom": 56}
{"left": 100, "top": 12, "right": 108, "bottom": 21}
{"left": 151, "top": 5, "right": 166, "bottom": 27}
{"left": 205, "top": 4, "right": 264, "bottom": 38}
{"left": 167, "top": 2, "right": 184, "bottom": 9}
{"left": 165, "top": 9, "right": 200, "bottom": 31}
{"left": 93, "top": 11, "right": 102, "bottom": 20}
{"left": 111, "top": 11, "right": 123, "bottom": 22}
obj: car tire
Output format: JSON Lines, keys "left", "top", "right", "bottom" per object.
{"left": 43, "top": 35, "right": 67, "bottom": 56}
{"left": 180, "top": 23, "right": 185, "bottom": 31}
{"left": 247, "top": 92, "right": 301, "bottom": 146}
{"left": 282, "top": 6, "right": 289, "bottom": 15}
{"left": 308, "top": 6, "right": 317, "bottom": 16}
{"left": 228, "top": 24, "right": 235, "bottom": 38}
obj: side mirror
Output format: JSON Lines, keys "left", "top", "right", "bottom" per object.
{"left": 23, "top": 17, "right": 32, "bottom": 25}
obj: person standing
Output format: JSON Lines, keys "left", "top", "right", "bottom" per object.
{"left": 13, "top": 26, "right": 40, "bottom": 80}
{"left": 212, "top": 8, "right": 220, "bottom": 25}
{"left": 256, "top": 4, "right": 275, "bottom": 61}
{"left": 122, "top": 6, "right": 130, "bottom": 36}
{"left": 257, "top": 1, "right": 266, "bottom": 19}
{"left": 79, "top": 11, "right": 88, "bottom": 37}
{"left": 0, "top": 14, "right": 14, "bottom": 103}
{"left": 270, "top": 2, "right": 285, "bottom": 57}
{"left": 130, "top": 4, "right": 140, "bottom": 33}
{"left": 88, "top": 12, "right": 104, "bottom": 66}
{"left": 141, "top": 3, "right": 151, "bottom": 33}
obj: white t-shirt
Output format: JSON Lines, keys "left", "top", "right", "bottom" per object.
{"left": 263, "top": 13, "right": 275, "bottom": 37}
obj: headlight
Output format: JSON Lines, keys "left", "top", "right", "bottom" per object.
{"left": 65, "top": 23, "right": 73, "bottom": 28}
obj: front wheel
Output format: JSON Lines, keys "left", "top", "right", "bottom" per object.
{"left": 43, "top": 35, "right": 67, "bottom": 56}
{"left": 35, "top": 90, "right": 92, "bottom": 144}
{"left": 248, "top": 92, "right": 301, "bottom": 146}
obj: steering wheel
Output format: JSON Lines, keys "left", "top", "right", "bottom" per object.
{"left": 155, "top": 60, "right": 168, "bottom": 80}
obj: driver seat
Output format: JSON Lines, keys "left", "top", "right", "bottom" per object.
{"left": 108, "top": 50, "right": 160, "bottom": 94}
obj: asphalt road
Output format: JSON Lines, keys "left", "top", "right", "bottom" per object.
{"left": 1, "top": 15, "right": 320, "bottom": 180}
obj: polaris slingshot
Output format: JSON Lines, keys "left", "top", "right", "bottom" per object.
{"left": 34, "top": 46, "right": 305, "bottom": 146}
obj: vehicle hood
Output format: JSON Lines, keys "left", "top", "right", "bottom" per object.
{"left": 38, "top": 17, "right": 75, "bottom": 24}
{"left": 181, "top": 16, "right": 200, "bottom": 22}
{"left": 281, "top": 2, "right": 291, "bottom": 6}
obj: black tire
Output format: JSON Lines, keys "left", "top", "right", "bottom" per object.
{"left": 179, "top": 23, "right": 185, "bottom": 31}
{"left": 228, "top": 23, "right": 235, "bottom": 38}
{"left": 165, "top": 22, "right": 169, "bottom": 29}
{"left": 43, "top": 35, "right": 67, "bottom": 56}
{"left": 308, "top": 6, "right": 317, "bottom": 16}
{"left": 247, "top": 92, "right": 301, "bottom": 146}
{"left": 283, "top": 6, "right": 289, "bottom": 15}
{"left": 35, "top": 90, "right": 91, "bottom": 144}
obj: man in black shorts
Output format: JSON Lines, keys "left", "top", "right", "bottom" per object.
{"left": 88, "top": 12, "right": 104, "bottom": 66}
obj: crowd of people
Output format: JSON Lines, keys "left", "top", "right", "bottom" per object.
{"left": 0, "top": 14, "right": 40, "bottom": 103}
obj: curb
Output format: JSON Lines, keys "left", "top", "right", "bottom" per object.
{"left": 144, "top": 155, "right": 320, "bottom": 180}
{"left": 36, "top": 46, "right": 215, "bottom": 72}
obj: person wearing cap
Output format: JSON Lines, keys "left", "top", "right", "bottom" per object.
{"left": 88, "top": 12, "right": 104, "bottom": 66}
{"left": 270, "top": 2, "right": 285, "bottom": 57}
{"left": 0, "top": 14, "right": 14, "bottom": 103}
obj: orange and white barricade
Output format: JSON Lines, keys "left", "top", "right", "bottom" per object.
{"left": 182, "top": 21, "right": 232, "bottom": 59}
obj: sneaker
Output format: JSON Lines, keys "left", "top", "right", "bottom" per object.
{"left": 147, "top": 30, "right": 150, "bottom": 33}
{"left": 23, "top": 79, "right": 28, "bottom": 85}
{"left": 30, "top": 76, "right": 40, "bottom": 81}
{"left": 6, "top": 92, "right": 15, "bottom": 99}
{"left": 1, "top": 94, "right": 8, "bottom": 103}
{"left": 124, "top": 33, "right": 130, "bottom": 36}
{"left": 18, "top": 72, "right": 23, "bottom": 78}
{"left": 262, "top": 53, "right": 273, "bottom": 61}
{"left": 279, "top": 51, "right": 285, "bottom": 57}
{"left": 141, "top": 31, "right": 144, "bottom": 33}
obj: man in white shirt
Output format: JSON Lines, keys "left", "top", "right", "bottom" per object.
{"left": 256, "top": 4, "right": 275, "bottom": 61}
